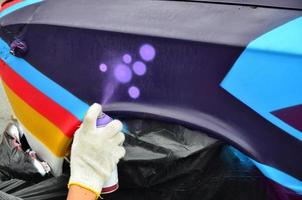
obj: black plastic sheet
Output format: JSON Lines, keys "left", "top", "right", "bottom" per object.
{"left": 104, "top": 119, "right": 268, "bottom": 200}
{"left": 0, "top": 177, "right": 68, "bottom": 200}
{"left": 0, "top": 122, "right": 48, "bottom": 182}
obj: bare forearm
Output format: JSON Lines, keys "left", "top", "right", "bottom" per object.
{"left": 67, "top": 185, "right": 97, "bottom": 200}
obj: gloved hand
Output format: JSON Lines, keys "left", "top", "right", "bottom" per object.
{"left": 68, "top": 103, "right": 125, "bottom": 197}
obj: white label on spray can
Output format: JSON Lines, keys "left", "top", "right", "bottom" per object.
{"left": 96, "top": 113, "right": 119, "bottom": 194}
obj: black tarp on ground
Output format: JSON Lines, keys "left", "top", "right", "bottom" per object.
{"left": 0, "top": 119, "right": 279, "bottom": 199}
{"left": 0, "top": 122, "right": 49, "bottom": 182}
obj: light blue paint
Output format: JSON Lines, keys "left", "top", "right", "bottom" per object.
{"left": 227, "top": 146, "right": 253, "bottom": 167}
{"left": 0, "top": 38, "right": 89, "bottom": 120}
{"left": 221, "top": 16, "right": 302, "bottom": 141}
{"left": 248, "top": 17, "right": 302, "bottom": 56}
{"left": 229, "top": 147, "right": 302, "bottom": 195}
{"left": 252, "top": 159, "right": 302, "bottom": 195}
{"left": 0, "top": 0, "right": 43, "bottom": 19}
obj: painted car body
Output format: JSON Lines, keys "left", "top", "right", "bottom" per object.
{"left": 0, "top": 0, "right": 301, "bottom": 196}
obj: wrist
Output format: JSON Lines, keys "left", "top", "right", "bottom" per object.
{"left": 67, "top": 184, "right": 98, "bottom": 200}
{"left": 68, "top": 173, "right": 105, "bottom": 198}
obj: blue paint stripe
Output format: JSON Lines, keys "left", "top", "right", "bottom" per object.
{"left": 0, "top": 38, "right": 89, "bottom": 120}
{"left": 262, "top": 111, "right": 302, "bottom": 141}
{"left": 221, "top": 16, "right": 302, "bottom": 141}
{"left": 0, "top": 0, "right": 43, "bottom": 19}
{"left": 251, "top": 160, "right": 302, "bottom": 195}
{"left": 222, "top": 49, "right": 302, "bottom": 113}
{"left": 248, "top": 16, "right": 302, "bottom": 56}
{"left": 229, "top": 147, "right": 302, "bottom": 195}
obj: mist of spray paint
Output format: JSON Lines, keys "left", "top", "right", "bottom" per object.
{"left": 101, "top": 81, "right": 119, "bottom": 105}
{"left": 101, "top": 62, "right": 134, "bottom": 104}
{"left": 99, "top": 43, "right": 156, "bottom": 104}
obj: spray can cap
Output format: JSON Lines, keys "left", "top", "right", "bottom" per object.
{"left": 96, "top": 113, "right": 112, "bottom": 127}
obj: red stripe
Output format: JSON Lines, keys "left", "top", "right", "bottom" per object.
{"left": 0, "top": 0, "right": 23, "bottom": 12}
{"left": 102, "top": 184, "right": 119, "bottom": 194}
{"left": 0, "top": 59, "right": 81, "bottom": 138}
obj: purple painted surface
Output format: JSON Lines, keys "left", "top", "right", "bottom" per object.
{"left": 100, "top": 45, "right": 151, "bottom": 101}
{"left": 128, "top": 86, "right": 140, "bottom": 99}
{"left": 122, "top": 54, "right": 132, "bottom": 64}
{"left": 272, "top": 104, "right": 302, "bottom": 132}
{"left": 19, "top": 23, "right": 302, "bottom": 182}
{"left": 132, "top": 61, "right": 146, "bottom": 76}
{"left": 99, "top": 63, "right": 108, "bottom": 72}
{"left": 114, "top": 64, "right": 132, "bottom": 83}
{"left": 139, "top": 44, "right": 156, "bottom": 61}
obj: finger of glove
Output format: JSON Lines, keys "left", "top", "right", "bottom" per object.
{"left": 110, "top": 132, "right": 125, "bottom": 145}
{"left": 71, "top": 128, "right": 81, "bottom": 146}
{"left": 82, "top": 103, "right": 102, "bottom": 131}
{"left": 112, "top": 146, "right": 126, "bottom": 163}
{"left": 103, "top": 120, "right": 123, "bottom": 138}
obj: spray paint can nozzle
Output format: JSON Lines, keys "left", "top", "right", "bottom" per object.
{"left": 96, "top": 113, "right": 112, "bottom": 127}
{"left": 96, "top": 113, "right": 119, "bottom": 194}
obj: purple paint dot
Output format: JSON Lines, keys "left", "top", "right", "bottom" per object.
{"left": 99, "top": 63, "right": 107, "bottom": 72}
{"left": 139, "top": 44, "right": 156, "bottom": 62}
{"left": 114, "top": 64, "right": 132, "bottom": 83}
{"left": 123, "top": 54, "right": 132, "bottom": 64}
{"left": 128, "top": 86, "right": 140, "bottom": 99}
{"left": 132, "top": 61, "right": 147, "bottom": 76}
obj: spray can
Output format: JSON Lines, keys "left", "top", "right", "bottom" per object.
{"left": 96, "top": 113, "right": 119, "bottom": 194}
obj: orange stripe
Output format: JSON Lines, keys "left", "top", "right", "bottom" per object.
{"left": 2, "top": 81, "right": 72, "bottom": 157}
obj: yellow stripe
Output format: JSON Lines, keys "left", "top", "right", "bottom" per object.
{"left": 2, "top": 81, "right": 71, "bottom": 157}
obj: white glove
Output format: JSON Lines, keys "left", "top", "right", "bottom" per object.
{"left": 68, "top": 103, "right": 125, "bottom": 197}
